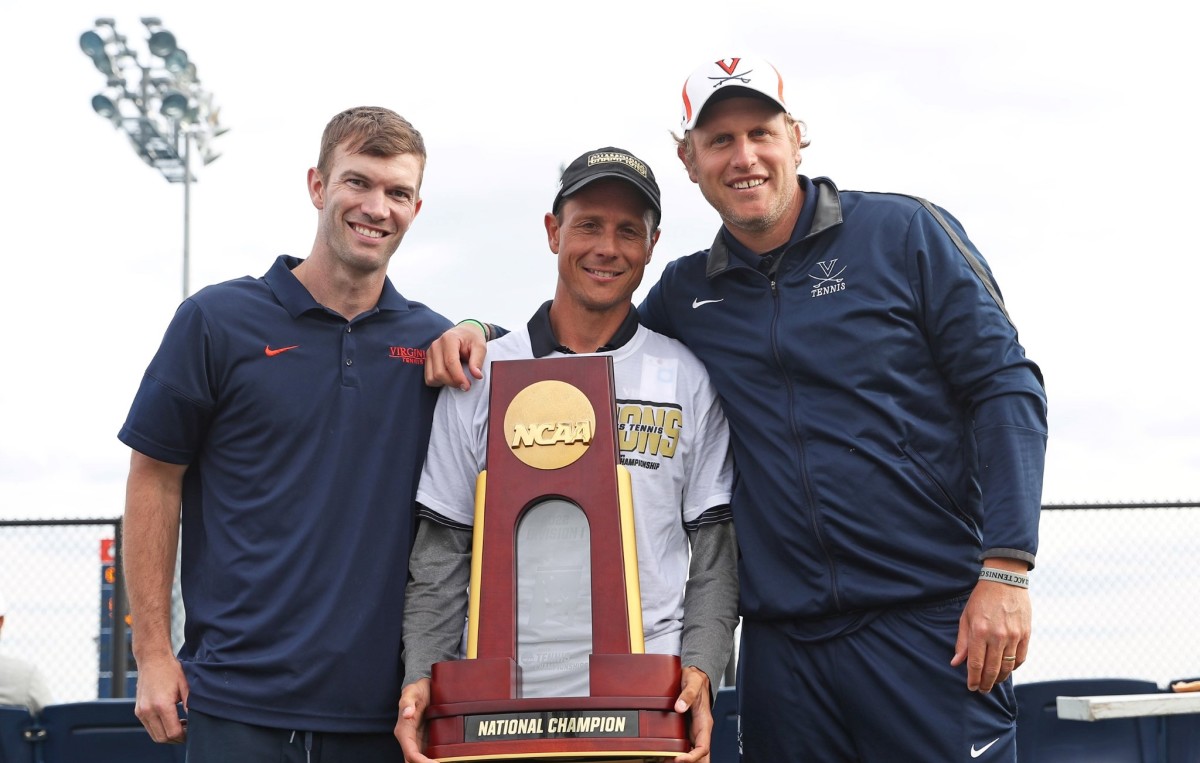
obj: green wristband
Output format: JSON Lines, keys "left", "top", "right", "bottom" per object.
{"left": 457, "top": 319, "right": 489, "bottom": 340}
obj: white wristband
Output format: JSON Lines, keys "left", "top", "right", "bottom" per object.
{"left": 979, "top": 567, "right": 1029, "bottom": 588}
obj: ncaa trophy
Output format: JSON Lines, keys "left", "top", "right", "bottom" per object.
{"left": 422, "top": 355, "right": 689, "bottom": 761}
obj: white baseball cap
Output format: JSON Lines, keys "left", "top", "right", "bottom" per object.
{"left": 680, "top": 56, "right": 791, "bottom": 131}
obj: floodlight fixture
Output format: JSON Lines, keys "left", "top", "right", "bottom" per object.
{"left": 161, "top": 91, "right": 189, "bottom": 119}
{"left": 79, "top": 30, "right": 117, "bottom": 78}
{"left": 79, "top": 17, "right": 227, "bottom": 182}
{"left": 91, "top": 94, "right": 119, "bottom": 119}
{"left": 163, "top": 49, "right": 190, "bottom": 75}
{"left": 79, "top": 16, "right": 230, "bottom": 303}
{"left": 148, "top": 30, "right": 177, "bottom": 58}
{"left": 79, "top": 30, "right": 106, "bottom": 58}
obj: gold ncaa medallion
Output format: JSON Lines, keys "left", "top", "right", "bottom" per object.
{"left": 503, "top": 380, "right": 596, "bottom": 470}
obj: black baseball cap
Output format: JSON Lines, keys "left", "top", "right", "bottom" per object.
{"left": 552, "top": 147, "right": 661, "bottom": 217}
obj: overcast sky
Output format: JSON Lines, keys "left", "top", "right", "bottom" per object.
{"left": 1, "top": 0, "right": 1196, "bottom": 522}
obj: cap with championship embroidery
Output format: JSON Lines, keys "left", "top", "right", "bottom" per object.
{"left": 553, "top": 147, "right": 661, "bottom": 216}
{"left": 680, "top": 57, "right": 791, "bottom": 131}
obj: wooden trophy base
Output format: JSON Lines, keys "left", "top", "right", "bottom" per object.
{"left": 424, "top": 653, "right": 688, "bottom": 761}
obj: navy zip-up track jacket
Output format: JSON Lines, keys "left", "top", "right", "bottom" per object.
{"left": 639, "top": 176, "right": 1047, "bottom": 623}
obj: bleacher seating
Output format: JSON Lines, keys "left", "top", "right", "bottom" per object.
{"left": 1015, "top": 678, "right": 1161, "bottom": 763}
{"left": 12, "top": 682, "right": 1190, "bottom": 762}
{"left": 0, "top": 705, "right": 38, "bottom": 763}
{"left": 710, "top": 685, "right": 738, "bottom": 763}
{"left": 1164, "top": 677, "right": 1200, "bottom": 763}
{"left": 35, "top": 700, "right": 184, "bottom": 763}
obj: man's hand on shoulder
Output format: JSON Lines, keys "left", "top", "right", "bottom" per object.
{"left": 425, "top": 324, "right": 489, "bottom": 391}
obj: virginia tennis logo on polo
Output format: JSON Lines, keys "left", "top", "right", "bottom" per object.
{"left": 389, "top": 346, "right": 427, "bottom": 364}
{"left": 809, "top": 259, "right": 847, "bottom": 298}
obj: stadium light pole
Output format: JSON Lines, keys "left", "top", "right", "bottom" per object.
{"left": 80, "top": 17, "right": 229, "bottom": 300}
{"left": 79, "top": 17, "right": 227, "bottom": 695}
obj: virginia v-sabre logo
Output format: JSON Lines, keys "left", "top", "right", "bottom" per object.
{"left": 809, "top": 259, "right": 847, "bottom": 298}
{"left": 716, "top": 58, "right": 741, "bottom": 75}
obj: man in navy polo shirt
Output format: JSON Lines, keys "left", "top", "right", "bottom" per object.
{"left": 118, "top": 106, "right": 451, "bottom": 761}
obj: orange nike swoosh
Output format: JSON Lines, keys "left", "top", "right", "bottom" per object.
{"left": 264, "top": 345, "right": 299, "bottom": 357}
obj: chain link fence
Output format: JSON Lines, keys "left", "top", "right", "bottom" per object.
{"left": 1022, "top": 502, "right": 1200, "bottom": 686}
{"left": 0, "top": 520, "right": 131, "bottom": 703}
{"left": 2, "top": 502, "right": 1197, "bottom": 703}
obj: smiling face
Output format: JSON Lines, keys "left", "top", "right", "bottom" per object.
{"left": 307, "top": 143, "right": 423, "bottom": 275}
{"left": 547, "top": 178, "right": 659, "bottom": 318}
{"left": 681, "top": 95, "right": 804, "bottom": 252}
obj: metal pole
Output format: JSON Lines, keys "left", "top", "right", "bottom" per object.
{"left": 111, "top": 518, "right": 129, "bottom": 698}
{"left": 183, "top": 130, "right": 191, "bottom": 300}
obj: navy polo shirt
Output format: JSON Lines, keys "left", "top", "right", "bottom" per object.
{"left": 118, "top": 255, "right": 452, "bottom": 732}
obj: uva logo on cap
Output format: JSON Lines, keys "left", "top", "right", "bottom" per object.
{"left": 715, "top": 58, "right": 741, "bottom": 75}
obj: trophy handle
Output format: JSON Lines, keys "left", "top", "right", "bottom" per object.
{"left": 466, "top": 470, "right": 487, "bottom": 659}
{"left": 617, "top": 465, "right": 644, "bottom": 653}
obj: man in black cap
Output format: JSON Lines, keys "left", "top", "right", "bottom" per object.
{"left": 394, "top": 147, "right": 738, "bottom": 763}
